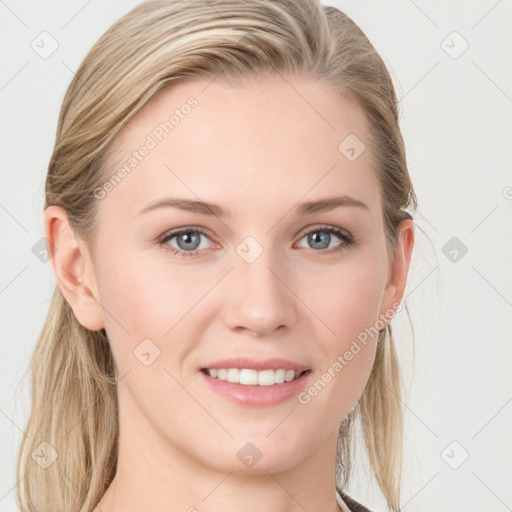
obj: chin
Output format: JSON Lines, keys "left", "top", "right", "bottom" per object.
{"left": 193, "top": 433, "right": 309, "bottom": 475}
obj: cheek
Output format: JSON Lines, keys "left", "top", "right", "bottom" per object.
{"left": 306, "top": 256, "right": 386, "bottom": 344}
{"left": 299, "top": 257, "right": 385, "bottom": 405}
{"left": 95, "top": 252, "right": 213, "bottom": 375}
{"left": 97, "top": 250, "right": 197, "bottom": 332}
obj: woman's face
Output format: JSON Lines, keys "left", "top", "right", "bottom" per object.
{"left": 58, "top": 74, "right": 413, "bottom": 475}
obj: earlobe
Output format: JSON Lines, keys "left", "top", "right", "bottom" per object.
{"left": 44, "top": 205, "right": 105, "bottom": 331}
{"left": 380, "top": 219, "right": 415, "bottom": 325}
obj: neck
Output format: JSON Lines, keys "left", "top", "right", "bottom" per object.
{"left": 95, "top": 400, "right": 341, "bottom": 512}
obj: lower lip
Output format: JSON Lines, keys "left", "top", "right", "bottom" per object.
{"left": 200, "top": 370, "right": 312, "bottom": 407}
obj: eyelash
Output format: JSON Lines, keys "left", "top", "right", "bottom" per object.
{"left": 157, "top": 224, "right": 354, "bottom": 259}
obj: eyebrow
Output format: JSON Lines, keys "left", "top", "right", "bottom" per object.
{"left": 136, "top": 195, "right": 369, "bottom": 217}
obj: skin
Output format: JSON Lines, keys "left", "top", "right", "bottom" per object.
{"left": 45, "top": 73, "right": 414, "bottom": 512}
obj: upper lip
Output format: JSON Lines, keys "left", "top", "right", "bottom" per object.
{"left": 201, "top": 357, "right": 310, "bottom": 373}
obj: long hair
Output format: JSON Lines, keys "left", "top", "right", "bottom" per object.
{"left": 16, "top": 1, "right": 417, "bottom": 510}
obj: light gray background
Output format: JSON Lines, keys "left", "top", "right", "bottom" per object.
{"left": 1, "top": 1, "right": 511, "bottom": 511}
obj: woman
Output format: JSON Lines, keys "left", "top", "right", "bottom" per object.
{"left": 16, "top": 1, "right": 416, "bottom": 511}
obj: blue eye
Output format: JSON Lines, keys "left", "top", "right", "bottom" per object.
{"left": 158, "top": 224, "right": 353, "bottom": 258}
{"left": 158, "top": 227, "right": 213, "bottom": 258}
{"left": 297, "top": 225, "right": 353, "bottom": 252}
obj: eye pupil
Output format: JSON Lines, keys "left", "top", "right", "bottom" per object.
{"left": 163, "top": 226, "right": 349, "bottom": 257}
{"left": 308, "top": 232, "right": 330, "bottom": 250}
{"left": 177, "top": 232, "right": 200, "bottom": 250}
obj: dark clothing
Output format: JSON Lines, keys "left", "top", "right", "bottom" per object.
{"left": 337, "top": 487, "right": 374, "bottom": 512}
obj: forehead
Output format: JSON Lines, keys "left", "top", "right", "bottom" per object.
{"left": 100, "top": 74, "right": 380, "bottom": 221}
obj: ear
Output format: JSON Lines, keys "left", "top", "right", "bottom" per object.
{"left": 379, "top": 218, "right": 415, "bottom": 324}
{"left": 44, "top": 205, "right": 105, "bottom": 331}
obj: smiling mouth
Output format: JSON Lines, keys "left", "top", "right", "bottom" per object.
{"left": 201, "top": 368, "right": 311, "bottom": 386}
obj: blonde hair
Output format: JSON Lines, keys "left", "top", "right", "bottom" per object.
{"left": 16, "top": 1, "right": 417, "bottom": 510}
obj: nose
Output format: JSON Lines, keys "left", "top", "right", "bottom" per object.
{"left": 221, "top": 247, "right": 298, "bottom": 338}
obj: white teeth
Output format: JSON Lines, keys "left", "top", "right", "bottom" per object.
{"left": 206, "top": 368, "right": 301, "bottom": 386}
{"left": 274, "top": 369, "right": 286, "bottom": 383}
{"left": 257, "top": 369, "right": 275, "bottom": 386}
{"left": 226, "top": 368, "right": 240, "bottom": 383}
{"left": 239, "top": 369, "right": 258, "bottom": 385}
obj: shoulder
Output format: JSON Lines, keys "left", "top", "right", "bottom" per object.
{"left": 336, "top": 487, "right": 375, "bottom": 512}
